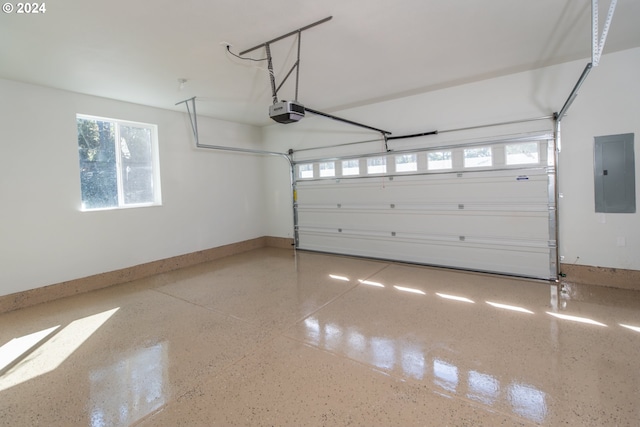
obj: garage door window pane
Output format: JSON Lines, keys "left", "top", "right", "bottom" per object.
{"left": 367, "top": 157, "right": 387, "bottom": 174}
{"left": 299, "top": 164, "right": 313, "bottom": 179}
{"left": 506, "top": 142, "right": 539, "bottom": 165}
{"left": 319, "top": 162, "right": 335, "bottom": 177}
{"left": 342, "top": 159, "right": 359, "bottom": 176}
{"left": 396, "top": 154, "right": 417, "bottom": 172}
{"left": 464, "top": 147, "right": 492, "bottom": 167}
{"left": 428, "top": 151, "right": 452, "bottom": 170}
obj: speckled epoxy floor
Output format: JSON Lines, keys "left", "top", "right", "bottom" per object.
{"left": 1, "top": 248, "right": 640, "bottom": 426}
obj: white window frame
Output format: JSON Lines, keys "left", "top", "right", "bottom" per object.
{"left": 77, "top": 114, "right": 162, "bottom": 211}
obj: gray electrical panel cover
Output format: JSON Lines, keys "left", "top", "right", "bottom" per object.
{"left": 594, "top": 133, "right": 636, "bottom": 213}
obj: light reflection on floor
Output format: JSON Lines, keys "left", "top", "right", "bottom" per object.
{"left": 89, "top": 343, "right": 167, "bottom": 427}
{"left": 0, "top": 308, "right": 119, "bottom": 393}
{"left": 467, "top": 370, "right": 499, "bottom": 405}
{"left": 302, "top": 315, "right": 548, "bottom": 423}
{"left": 0, "top": 325, "right": 60, "bottom": 372}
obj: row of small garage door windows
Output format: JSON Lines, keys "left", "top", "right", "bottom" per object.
{"left": 297, "top": 142, "right": 540, "bottom": 179}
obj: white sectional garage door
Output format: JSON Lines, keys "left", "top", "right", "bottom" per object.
{"left": 293, "top": 134, "right": 557, "bottom": 280}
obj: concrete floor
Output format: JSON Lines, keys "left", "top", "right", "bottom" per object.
{"left": 1, "top": 247, "right": 639, "bottom": 426}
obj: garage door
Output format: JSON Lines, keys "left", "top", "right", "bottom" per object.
{"left": 293, "top": 134, "right": 557, "bottom": 280}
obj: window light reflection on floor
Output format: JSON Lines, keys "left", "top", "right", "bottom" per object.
{"left": 486, "top": 301, "right": 534, "bottom": 314}
{"left": 545, "top": 312, "right": 607, "bottom": 326}
{"left": 89, "top": 342, "right": 166, "bottom": 427}
{"left": 299, "top": 312, "right": 548, "bottom": 424}
{"left": 329, "top": 274, "right": 350, "bottom": 282}
{"left": 303, "top": 317, "right": 321, "bottom": 345}
{"left": 620, "top": 324, "right": 640, "bottom": 333}
{"left": 508, "top": 382, "right": 548, "bottom": 424}
{"left": 394, "top": 286, "right": 426, "bottom": 295}
{"left": 370, "top": 337, "right": 395, "bottom": 370}
{"left": 468, "top": 370, "right": 500, "bottom": 405}
{"left": 433, "top": 359, "right": 458, "bottom": 392}
{"left": 401, "top": 342, "right": 425, "bottom": 380}
{"left": 0, "top": 325, "right": 60, "bottom": 372}
{"left": 436, "top": 293, "right": 475, "bottom": 303}
{"left": 323, "top": 323, "right": 343, "bottom": 351}
{"left": 0, "top": 307, "right": 120, "bottom": 392}
{"left": 358, "top": 279, "right": 385, "bottom": 288}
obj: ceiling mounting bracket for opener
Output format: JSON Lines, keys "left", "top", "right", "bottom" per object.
{"left": 239, "top": 17, "right": 391, "bottom": 136}
{"left": 240, "top": 16, "right": 332, "bottom": 106}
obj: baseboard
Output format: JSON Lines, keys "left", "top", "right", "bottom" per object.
{"left": 264, "top": 236, "right": 296, "bottom": 249}
{"left": 0, "top": 236, "right": 295, "bottom": 314}
{"left": 560, "top": 263, "right": 640, "bottom": 291}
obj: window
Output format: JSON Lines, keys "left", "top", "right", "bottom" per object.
{"left": 506, "top": 142, "right": 539, "bottom": 165}
{"left": 342, "top": 159, "right": 359, "bottom": 176}
{"left": 464, "top": 147, "right": 492, "bottom": 168}
{"left": 319, "top": 161, "right": 335, "bottom": 177}
{"left": 395, "top": 154, "right": 417, "bottom": 172}
{"left": 367, "top": 157, "right": 387, "bottom": 174}
{"left": 298, "top": 163, "right": 313, "bottom": 179}
{"left": 427, "top": 151, "right": 452, "bottom": 170}
{"left": 77, "top": 115, "right": 161, "bottom": 211}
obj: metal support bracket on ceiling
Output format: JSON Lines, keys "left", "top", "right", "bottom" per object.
{"left": 592, "top": 0, "right": 617, "bottom": 67}
{"left": 175, "top": 96, "right": 290, "bottom": 159}
{"left": 175, "top": 96, "right": 199, "bottom": 146}
{"left": 240, "top": 16, "right": 332, "bottom": 104}
{"left": 555, "top": 0, "right": 617, "bottom": 122}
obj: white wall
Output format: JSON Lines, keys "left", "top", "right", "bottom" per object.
{"left": 262, "top": 48, "right": 640, "bottom": 272}
{"left": 0, "top": 79, "right": 265, "bottom": 297}
{"left": 559, "top": 48, "right": 640, "bottom": 270}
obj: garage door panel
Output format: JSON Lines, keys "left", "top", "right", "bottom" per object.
{"left": 294, "top": 136, "right": 556, "bottom": 279}
{"left": 298, "top": 201, "right": 548, "bottom": 213}
{"left": 297, "top": 210, "right": 549, "bottom": 240}
{"left": 297, "top": 173, "right": 549, "bottom": 205}
{"left": 298, "top": 231, "right": 551, "bottom": 279}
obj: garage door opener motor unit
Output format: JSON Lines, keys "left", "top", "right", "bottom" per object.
{"left": 269, "top": 100, "right": 305, "bottom": 123}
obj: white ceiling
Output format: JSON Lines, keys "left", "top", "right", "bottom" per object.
{"left": 2, "top": 0, "right": 639, "bottom": 126}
